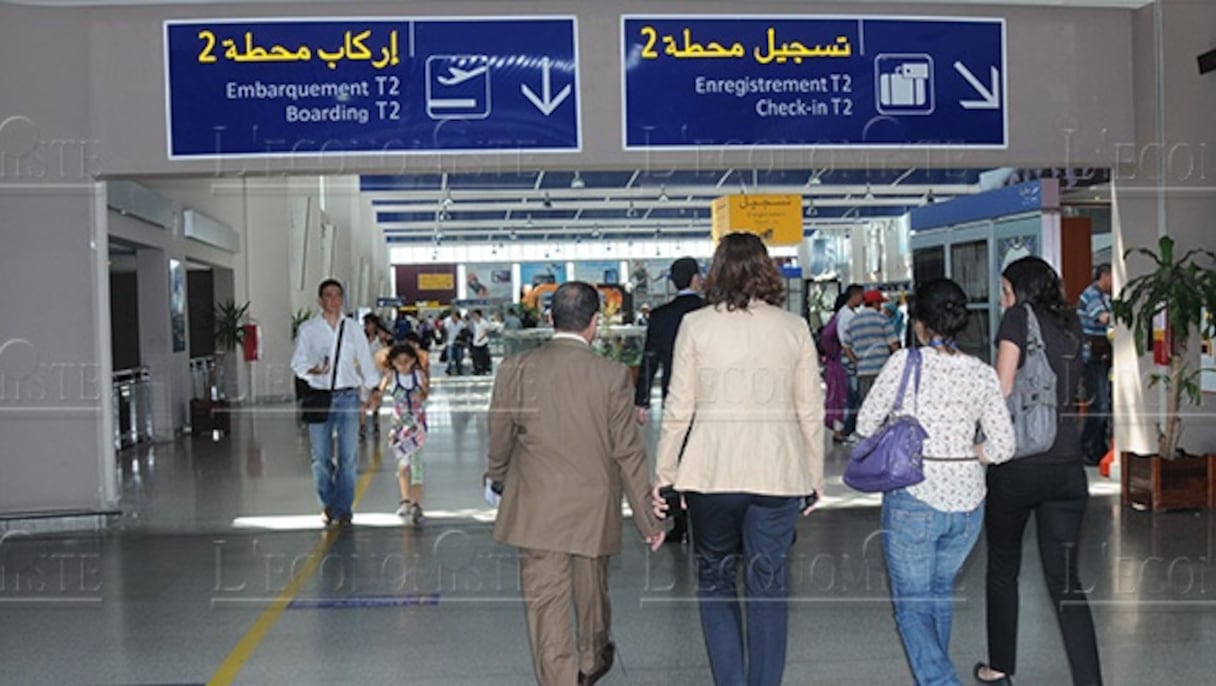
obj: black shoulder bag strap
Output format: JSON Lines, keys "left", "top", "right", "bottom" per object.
{"left": 331, "top": 318, "right": 346, "bottom": 392}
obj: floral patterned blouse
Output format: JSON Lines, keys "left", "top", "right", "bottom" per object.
{"left": 857, "top": 347, "right": 1015, "bottom": 512}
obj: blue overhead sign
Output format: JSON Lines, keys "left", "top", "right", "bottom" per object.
{"left": 622, "top": 16, "right": 1006, "bottom": 149}
{"left": 164, "top": 18, "right": 580, "bottom": 158}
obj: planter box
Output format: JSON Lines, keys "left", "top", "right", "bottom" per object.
{"left": 1121, "top": 451, "right": 1216, "bottom": 511}
{"left": 190, "top": 398, "right": 231, "bottom": 435}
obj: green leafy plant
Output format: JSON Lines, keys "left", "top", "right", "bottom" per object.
{"left": 1111, "top": 235, "right": 1216, "bottom": 458}
{"left": 291, "top": 307, "right": 312, "bottom": 342}
{"left": 214, "top": 299, "right": 251, "bottom": 353}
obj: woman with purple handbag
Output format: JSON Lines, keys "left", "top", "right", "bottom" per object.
{"left": 856, "top": 278, "right": 1016, "bottom": 686}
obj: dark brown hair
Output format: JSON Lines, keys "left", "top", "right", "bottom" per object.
{"left": 703, "top": 232, "right": 785, "bottom": 311}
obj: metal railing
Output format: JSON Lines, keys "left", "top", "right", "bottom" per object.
{"left": 112, "top": 367, "right": 153, "bottom": 451}
{"left": 189, "top": 356, "right": 216, "bottom": 400}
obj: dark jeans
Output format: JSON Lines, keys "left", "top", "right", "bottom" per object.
{"left": 984, "top": 461, "right": 1103, "bottom": 686}
{"left": 686, "top": 492, "right": 801, "bottom": 686}
{"left": 1080, "top": 361, "right": 1111, "bottom": 461}
{"left": 843, "top": 371, "right": 860, "bottom": 436}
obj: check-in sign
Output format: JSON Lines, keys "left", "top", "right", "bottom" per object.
{"left": 622, "top": 16, "right": 1005, "bottom": 149}
{"left": 712, "top": 194, "right": 803, "bottom": 246}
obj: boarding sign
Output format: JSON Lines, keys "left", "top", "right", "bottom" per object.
{"left": 622, "top": 16, "right": 1005, "bottom": 149}
{"left": 164, "top": 18, "right": 580, "bottom": 158}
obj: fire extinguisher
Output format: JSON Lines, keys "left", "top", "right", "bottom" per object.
{"left": 242, "top": 322, "right": 261, "bottom": 362}
{"left": 1152, "top": 308, "right": 1171, "bottom": 366}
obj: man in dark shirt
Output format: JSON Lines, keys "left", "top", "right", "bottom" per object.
{"left": 634, "top": 257, "right": 705, "bottom": 544}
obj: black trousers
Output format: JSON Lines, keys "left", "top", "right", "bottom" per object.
{"left": 983, "top": 460, "right": 1102, "bottom": 685}
{"left": 471, "top": 345, "right": 491, "bottom": 374}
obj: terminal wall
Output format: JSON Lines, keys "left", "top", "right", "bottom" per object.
{"left": 1113, "top": 0, "right": 1216, "bottom": 456}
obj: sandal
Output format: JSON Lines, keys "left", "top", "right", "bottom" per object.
{"left": 973, "top": 662, "right": 1013, "bottom": 685}
{"left": 395, "top": 499, "right": 412, "bottom": 518}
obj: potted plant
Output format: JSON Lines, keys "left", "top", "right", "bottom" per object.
{"left": 1112, "top": 235, "right": 1216, "bottom": 510}
{"left": 193, "top": 299, "right": 249, "bottom": 434}
{"left": 291, "top": 307, "right": 312, "bottom": 342}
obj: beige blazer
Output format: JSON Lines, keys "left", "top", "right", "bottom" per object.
{"left": 656, "top": 301, "right": 825, "bottom": 496}
{"left": 488, "top": 337, "right": 662, "bottom": 558}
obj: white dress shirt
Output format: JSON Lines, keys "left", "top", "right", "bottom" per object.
{"left": 291, "top": 315, "right": 380, "bottom": 391}
{"left": 472, "top": 319, "right": 491, "bottom": 346}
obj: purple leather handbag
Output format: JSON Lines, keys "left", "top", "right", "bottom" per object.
{"left": 843, "top": 348, "right": 928, "bottom": 493}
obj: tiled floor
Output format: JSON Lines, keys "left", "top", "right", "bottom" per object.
{"left": 2, "top": 371, "right": 1212, "bottom": 685}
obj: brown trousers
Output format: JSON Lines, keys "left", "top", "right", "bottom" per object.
{"left": 517, "top": 548, "right": 611, "bottom": 686}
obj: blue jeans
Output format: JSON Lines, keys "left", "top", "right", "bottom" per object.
{"left": 882, "top": 489, "right": 984, "bottom": 686}
{"left": 686, "top": 492, "right": 801, "bottom": 686}
{"left": 308, "top": 389, "right": 360, "bottom": 518}
{"left": 445, "top": 343, "right": 464, "bottom": 375}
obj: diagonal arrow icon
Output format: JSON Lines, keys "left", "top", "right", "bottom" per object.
{"left": 954, "top": 61, "right": 1000, "bottom": 110}
{"left": 521, "top": 57, "right": 572, "bottom": 116}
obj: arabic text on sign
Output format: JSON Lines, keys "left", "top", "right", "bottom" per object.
{"left": 638, "top": 25, "right": 852, "bottom": 64}
{"left": 196, "top": 28, "right": 401, "bottom": 70}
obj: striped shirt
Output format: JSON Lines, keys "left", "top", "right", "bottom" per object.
{"left": 1077, "top": 283, "right": 1111, "bottom": 337}
{"left": 846, "top": 309, "right": 899, "bottom": 376}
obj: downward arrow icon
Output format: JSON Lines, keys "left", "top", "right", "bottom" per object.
{"left": 954, "top": 62, "right": 1000, "bottom": 110}
{"left": 521, "top": 57, "right": 572, "bottom": 116}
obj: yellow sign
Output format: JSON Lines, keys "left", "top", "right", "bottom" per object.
{"left": 711, "top": 194, "right": 803, "bottom": 246}
{"left": 417, "top": 273, "right": 455, "bottom": 291}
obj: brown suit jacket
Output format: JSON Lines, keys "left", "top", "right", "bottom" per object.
{"left": 488, "top": 336, "right": 662, "bottom": 558}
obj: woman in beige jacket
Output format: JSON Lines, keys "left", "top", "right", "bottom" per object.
{"left": 652, "top": 232, "right": 824, "bottom": 686}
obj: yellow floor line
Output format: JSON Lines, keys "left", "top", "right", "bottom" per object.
{"left": 207, "top": 449, "right": 382, "bottom": 686}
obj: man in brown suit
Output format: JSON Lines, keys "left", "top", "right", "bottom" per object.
{"left": 487, "top": 281, "right": 665, "bottom": 686}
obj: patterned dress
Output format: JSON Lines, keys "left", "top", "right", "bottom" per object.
{"left": 389, "top": 368, "right": 427, "bottom": 484}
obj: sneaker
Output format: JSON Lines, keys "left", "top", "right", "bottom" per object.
{"left": 396, "top": 500, "right": 411, "bottom": 518}
{"left": 337, "top": 513, "right": 353, "bottom": 528}
{"left": 322, "top": 507, "right": 335, "bottom": 527}
{"left": 842, "top": 434, "right": 860, "bottom": 446}
{"left": 410, "top": 503, "right": 424, "bottom": 526}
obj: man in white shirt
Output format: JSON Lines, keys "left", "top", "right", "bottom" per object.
{"left": 291, "top": 279, "right": 381, "bottom": 527}
{"left": 470, "top": 309, "right": 492, "bottom": 375}
{"left": 443, "top": 310, "right": 466, "bottom": 376}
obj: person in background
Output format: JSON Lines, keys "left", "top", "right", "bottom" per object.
{"left": 819, "top": 292, "right": 851, "bottom": 443}
{"left": 652, "top": 233, "right": 823, "bottom": 686}
{"left": 835, "top": 284, "right": 865, "bottom": 440}
{"left": 857, "top": 278, "right": 1015, "bottom": 686}
{"left": 487, "top": 282, "right": 664, "bottom": 686}
{"left": 504, "top": 307, "right": 523, "bottom": 331}
{"left": 360, "top": 313, "right": 388, "bottom": 441}
{"left": 1077, "top": 263, "right": 1113, "bottom": 465}
{"left": 469, "top": 309, "right": 492, "bottom": 375}
{"left": 975, "top": 257, "right": 1103, "bottom": 686}
{"left": 290, "top": 279, "right": 382, "bottom": 527}
{"left": 381, "top": 342, "right": 429, "bottom": 525}
{"left": 885, "top": 296, "right": 907, "bottom": 344}
{"left": 844, "top": 290, "right": 901, "bottom": 404}
{"left": 443, "top": 310, "right": 466, "bottom": 376}
{"left": 634, "top": 303, "right": 651, "bottom": 327}
{"left": 633, "top": 256, "right": 706, "bottom": 544}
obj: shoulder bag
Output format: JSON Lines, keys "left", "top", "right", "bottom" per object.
{"left": 1008, "top": 304, "right": 1058, "bottom": 457}
{"left": 843, "top": 348, "right": 929, "bottom": 493}
{"left": 302, "top": 318, "right": 345, "bottom": 424}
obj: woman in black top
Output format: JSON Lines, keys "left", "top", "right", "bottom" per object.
{"left": 974, "top": 257, "right": 1103, "bottom": 686}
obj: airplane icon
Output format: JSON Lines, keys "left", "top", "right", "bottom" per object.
{"left": 426, "top": 55, "right": 492, "bottom": 120}
{"left": 437, "top": 65, "right": 488, "bottom": 86}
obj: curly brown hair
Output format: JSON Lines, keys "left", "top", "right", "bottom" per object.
{"left": 703, "top": 232, "right": 786, "bottom": 311}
